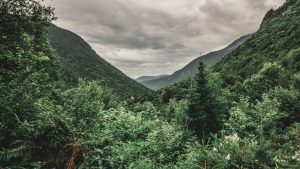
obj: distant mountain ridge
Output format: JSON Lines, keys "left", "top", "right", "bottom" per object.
{"left": 48, "top": 24, "right": 149, "bottom": 99}
{"left": 136, "top": 75, "right": 168, "bottom": 83}
{"left": 139, "top": 34, "right": 252, "bottom": 90}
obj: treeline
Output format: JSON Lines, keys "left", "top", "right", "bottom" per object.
{"left": 0, "top": 0, "right": 299, "bottom": 168}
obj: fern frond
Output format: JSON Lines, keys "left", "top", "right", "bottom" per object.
{"left": 0, "top": 145, "right": 30, "bottom": 162}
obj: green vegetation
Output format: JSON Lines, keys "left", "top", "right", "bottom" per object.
{"left": 1, "top": 0, "right": 299, "bottom": 168}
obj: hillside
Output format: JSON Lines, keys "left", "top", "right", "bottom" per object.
{"left": 214, "top": 0, "right": 300, "bottom": 86}
{"left": 140, "top": 34, "right": 251, "bottom": 90}
{"left": 48, "top": 24, "right": 149, "bottom": 99}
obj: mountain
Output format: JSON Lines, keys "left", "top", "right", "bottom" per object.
{"left": 140, "top": 34, "right": 251, "bottom": 90}
{"left": 47, "top": 24, "right": 149, "bottom": 99}
{"left": 214, "top": 0, "right": 300, "bottom": 86}
{"left": 136, "top": 75, "right": 168, "bottom": 83}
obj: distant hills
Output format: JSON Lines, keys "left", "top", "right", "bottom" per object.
{"left": 138, "top": 34, "right": 251, "bottom": 90}
{"left": 136, "top": 75, "right": 168, "bottom": 83}
{"left": 48, "top": 24, "right": 149, "bottom": 99}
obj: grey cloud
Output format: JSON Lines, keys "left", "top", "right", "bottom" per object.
{"left": 48, "top": 0, "right": 285, "bottom": 78}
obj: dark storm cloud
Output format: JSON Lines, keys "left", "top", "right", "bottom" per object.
{"left": 47, "top": 0, "right": 285, "bottom": 78}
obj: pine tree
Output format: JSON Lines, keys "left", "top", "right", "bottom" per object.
{"left": 187, "top": 62, "right": 220, "bottom": 138}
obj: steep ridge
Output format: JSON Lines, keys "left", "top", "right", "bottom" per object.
{"left": 214, "top": 0, "right": 300, "bottom": 86}
{"left": 140, "top": 34, "right": 251, "bottom": 90}
{"left": 48, "top": 24, "right": 149, "bottom": 99}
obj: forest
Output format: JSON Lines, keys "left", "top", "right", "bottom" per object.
{"left": 0, "top": 0, "right": 299, "bottom": 168}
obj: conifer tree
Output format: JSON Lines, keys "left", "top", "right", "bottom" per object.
{"left": 187, "top": 62, "right": 220, "bottom": 137}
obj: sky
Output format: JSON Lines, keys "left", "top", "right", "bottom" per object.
{"left": 47, "top": 0, "right": 285, "bottom": 78}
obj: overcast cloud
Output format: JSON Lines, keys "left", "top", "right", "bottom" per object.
{"left": 48, "top": 0, "right": 285, "bottom": 78}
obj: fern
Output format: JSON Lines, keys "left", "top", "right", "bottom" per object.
{"left": 0, "top": 145, "right": 30, "bottom": 162}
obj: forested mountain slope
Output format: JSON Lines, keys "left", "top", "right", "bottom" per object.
{"left": 48, "top": 24, "right": 149, "bottom": 99}
{"left": 214, "top": 0, "right": 300, "bottom": 87}
{"left": 141, "top": 34, "right": 251, "bottom": 90}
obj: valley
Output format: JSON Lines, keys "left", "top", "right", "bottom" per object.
{"left": 0, "top": 0, "right": 299, "bottom": 168}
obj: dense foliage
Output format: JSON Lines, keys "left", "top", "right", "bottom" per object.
{"left": 1, "top": 0, "right": 299, "bottom": 168}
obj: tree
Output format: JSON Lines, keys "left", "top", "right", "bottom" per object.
{"left": 243, "top": 62, "right": 287, "bottom": 100}
{"left": 0, "top": 0, "right": 56, "bottom": 47}
{"left": 225, "top": 95, "right": 283, "bottom": 139}
{"left": 267, "top": 87, "right": 300, "bottom": 128}
{"left": 0, "top": 0, "right": 58, "bottom": 166}
{"left": 187, "top": 62, "right": 220, "bottom": 138}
